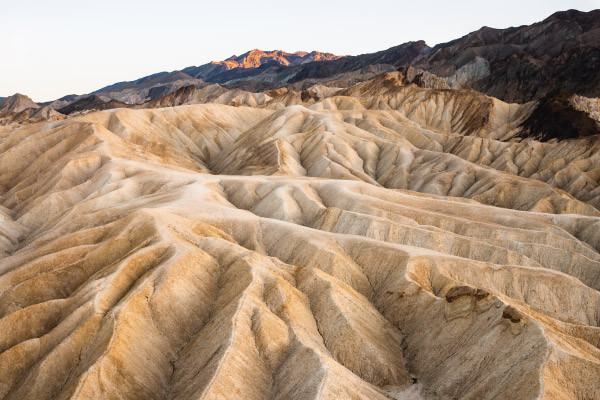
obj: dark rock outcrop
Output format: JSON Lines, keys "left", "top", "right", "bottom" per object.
{"left": 502, "top": 306, "right": 525, "bottom": 323}
{"left": 445, "top": 286, "right": 490, "bottom": 302}
{"left": 413, "top": 9, "right": 600, "bottom": 102}
{"left": 288, "top": 41, "right": 431, "bottom": 83}
{"left": 517, "top": 90, "right": 600, "bottom": 141}
{"left": 58, "top": 95, "right": 129, "bottom": 115}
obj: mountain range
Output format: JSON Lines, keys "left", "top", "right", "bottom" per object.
{"left": 1, "top": 8, "right": 585, "bottom": 110}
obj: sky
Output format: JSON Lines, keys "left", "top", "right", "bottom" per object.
{"left": 1, "top": 0, "right": 598, "bottom": 102}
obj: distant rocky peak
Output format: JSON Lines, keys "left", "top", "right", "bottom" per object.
{"left": 211, "top": 49, "right": 344, "bottom": 70}
{"left": 398, "top": 66, "right": 450, "bottom": 90}
{"left": 0, "top": 93, "right": 39, "bottom": 114}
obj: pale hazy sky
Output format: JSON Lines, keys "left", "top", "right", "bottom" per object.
{"left": 1, "top": 0, "right": 598, "bottom": 101}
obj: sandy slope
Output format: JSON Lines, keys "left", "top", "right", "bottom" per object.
{"left": 0, "top": 78, "right": 599, "bottom": 399}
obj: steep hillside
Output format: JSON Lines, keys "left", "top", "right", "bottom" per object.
{"left": 0, "top": 94, "right": 39, "bottom": 116}
{"left": 57, "top": 95, "right": 129, "bottom": 115}
{"left": 413, "top": 9, "right": 600, "bottom": 102}
{"left": 91, "top": 71, "right": 206, "bottom": 104}
{"left": 182, "top": 49, "right": 343, "bottom": 82}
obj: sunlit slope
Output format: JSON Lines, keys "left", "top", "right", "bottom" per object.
{"left": 1, "top": 95, "right": 599, "bottom": 399}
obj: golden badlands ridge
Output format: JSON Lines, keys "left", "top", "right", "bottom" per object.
{"left": 0, "top": 72, "right": 599, "bottom": 399}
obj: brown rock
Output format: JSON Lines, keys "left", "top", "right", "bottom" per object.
{"left": 502, "top": 306, "right": 525, "bottom": 323}
{"left": 445, "top": 286, "right": 490, "bottom": 303}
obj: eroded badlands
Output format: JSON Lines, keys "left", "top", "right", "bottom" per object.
{"left": 1, "top": 74, "right": 599, "bottom": 399}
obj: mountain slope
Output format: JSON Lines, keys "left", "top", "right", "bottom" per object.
{"left": 0, "top": 94, "right": 39, "bottom": 116}
{"left": 139, "top": 84, "right": 272, "bottom": 109}
{"left": 57, "top": 95, "right": 129, "bottom": 115}
{"left": 181, "top": 49, "right": 344, "bottom": 82}
{"left": 288, "top": 41, "right": 431, "bottom": 84}
{"left": 41, "top": 9, "right": 600, "bottom": 108}
{"left": 517, "top": 90, "right": 600, "bottom": 141}
{"left": 0, "top": 94, "right": 62, "bottom": 125}
{"left": 413, "top": 9, "right": 600, "bottom": 102}
{"left": 90, "top": 71, "right": 206, "bottom": 104}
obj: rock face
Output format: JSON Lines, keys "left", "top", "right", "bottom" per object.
{"left": 286, "top": 41, "right": 431, "bottom": 85}
{"left": 1, "top": 61, "right": 600, "bottom": 400}
{"left": 90, "top": 71, "right": 206, "bottom": 104}
{"left": 57, "top": 95, "right": 130, "bottom": 115}
{"left": 0, "top": 94, "right": 39, "bottom": 116}
{"left": 181, "top": 49, "right": 344, "bottom": 83}
{"left": 502, "top": 306, "right": 525, "bottom": 323}
{"left": 38, "top": 94, "right": 80, "bottom": 111}
{"left": 517, "top": 90, "right": 600, "bottom": 141}
{"left": 398, "top": 66, "right": 450, "bottom": 90}
{"left": 207, "top": 49, "right": 341, "bottom": 70}
{"left": 139, "top": 84, "right": 273, "bottom": 109}
{"left": 445, "top": 286, "right": 490, "bottom": 302}
{"left": 0, "top": 94, "right": 65, "bottom": 126}
{"left": 413, "top": 9, "right": 600, "bottom": 102}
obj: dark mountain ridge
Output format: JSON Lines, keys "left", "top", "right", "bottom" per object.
{"left": 413, "top": 9, "right": 600, "bottom": 102}
{"left": 57, "top": 95, "right": 129, "bottom": 115}
{"left": 37, "top": 9, "right": 600, "bottom": 107}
